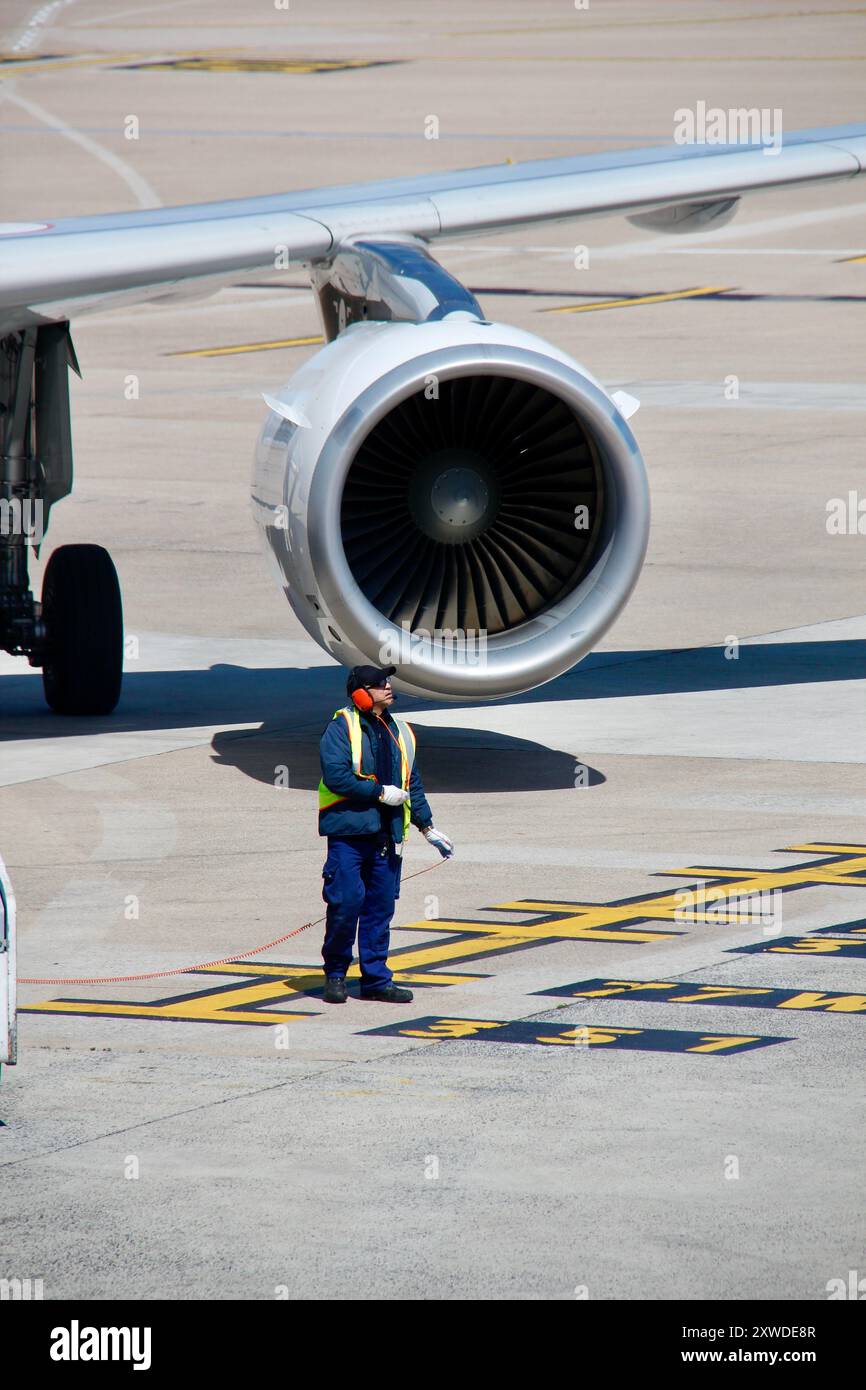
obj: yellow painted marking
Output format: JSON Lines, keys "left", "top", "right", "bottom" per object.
{"left": 767, "top": 937, "right": 855, "bottom": 953}
{"left": 659, "top": 848, "right": 866, "bottom": 894}
{"left": 790, "top": 841, "right": 866, "bottom": 854}
{"left": 499, "top": 897, "right": 677, "bottom": 916}
{"left": 387, "top": 933, "right": 539, "bottom": 970}
{"left": 200, "top": 963, "right": 321, "bottom": 979}
{"left": 399, "top": 912, "right": 674, "bottom": 943}
{"left": 567, "top": 982, "right": 774, "bottom": 1002}
{"left": 27, "top": 972, "right": 311, "bottom": 1025}
{"left": 169, "top": 335, "right": 323, "bottom": 358}
{"left": 537, "top": 1026, "right": 642, "bottom": 1046}
{"left": 776, "top": 992, "right": 866, "bottom": 1012}
{"left": 391, "top": 970, "right": 481, "bottom": 985}
{"left": 498, "top": 895, "right": 710, "bottom": 927}
{"left": 0, "top": 51, "right": 146, "bottom": 75}
{"left": 398, "top": 917, "right": 539, "bottom": 935}
{"left": 0, "top": 48, "right": 372, "bottom": 77}
{"left": 409, "top": 917, "right": 533, "bottom": 939}
{"left": 518, "top": 899, "right": 755, "bottom": 926}
{"left": 840, "top": 253, "right": 866, "bottom": 263}
{"left": 545, "top": 286, "right": 731, "bottom": 315}
{"left": 123, "top": 58, "right": 382, "bottom": 74}
{"left": 0, "top": 57, "right": 88, "bottom": 75}
{"left": 398, "top": 1018, "right": 504, "bottom": 1040}
{"left": 23, "top": 1000, "right": 307, "bottom": 1025}
{"left": 670, "top": 986, "right": 773, "bottom": 1003}
{"left": 576, "top": 980, "right": 672, "bottom": 997}
{"left": 686, "top": 1036, "right": 764, "bottom": 1053}
{"left": 156, "top": 979, "right": 299, "bottom": 1018}
{"left": 565, "top": 927, "right": 677, "bottom": 942}
{"left": 561, "top": 980, "right": 865, "bottom": 1009}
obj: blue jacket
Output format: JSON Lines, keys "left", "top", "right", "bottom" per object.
{"left": 318, "top": 707, "right": 434, "bottom": 841}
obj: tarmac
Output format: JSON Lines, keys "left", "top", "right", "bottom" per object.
{"left": 0, "top": 0, "right": 864, "bottom": 1301}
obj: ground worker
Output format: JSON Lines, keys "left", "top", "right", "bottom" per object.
{"left": 317, "top": 663, "right": 454, "bottom": 1003}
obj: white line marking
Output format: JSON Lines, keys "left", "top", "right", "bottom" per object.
{"left": 0, "top": 81, "right": 161, "bottom": 210}
{"left": 9, "top": 0, "right": 78, "bottom": 53}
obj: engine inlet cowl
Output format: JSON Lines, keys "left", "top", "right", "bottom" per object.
{"left": 252, "top": 319, "right": 649, "bottom": 702}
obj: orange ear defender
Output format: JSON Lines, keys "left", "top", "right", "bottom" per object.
{"left": 351, "top": 688, "right": 374, "bottom": 712}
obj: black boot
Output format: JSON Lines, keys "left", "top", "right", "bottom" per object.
{"left": 323, "top": 976, "right": 348, "bottom": 1004}
{"left": 360, "top": 983, "right": 414, "bottom": 1003}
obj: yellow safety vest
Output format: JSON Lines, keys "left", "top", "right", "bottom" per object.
{"left": 318, "top": 705, "right": 417, "bottom": 842}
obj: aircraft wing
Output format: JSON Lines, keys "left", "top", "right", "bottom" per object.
{"left": 1, "top": 122, "right": 865, "bottom": 332}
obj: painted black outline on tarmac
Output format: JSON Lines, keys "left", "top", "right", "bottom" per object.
{"left": 535, "top": 979, "right": 866, "bottom": 1012}
{"left": 361, "top": 1017, "right": 790, "bottom": 1055}
{"left": 728, "top": 937, "right": 866, "bottom": 957}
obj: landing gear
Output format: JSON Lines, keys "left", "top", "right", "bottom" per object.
{"left": 41, "top": 544, "right": 123, "bottom": 715}
{"left": 1, "top": 323, "right": 125, "bottom": 714}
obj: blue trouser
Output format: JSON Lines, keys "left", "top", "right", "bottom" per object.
{"left": 321, "top": 835, "right": 403, "bottom": 992}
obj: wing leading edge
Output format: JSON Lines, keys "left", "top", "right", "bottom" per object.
{"left": 1, "top": 123, "right": 864, "bottom": 331}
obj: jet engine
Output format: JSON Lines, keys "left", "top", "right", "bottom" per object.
{"left": 252, "top": 294, "right": 649, "bottom": 702}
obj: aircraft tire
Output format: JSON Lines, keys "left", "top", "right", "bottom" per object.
{"left": 41, "top": 544, "right": 123, "bottom": 715}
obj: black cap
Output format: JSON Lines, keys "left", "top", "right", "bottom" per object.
{"left": 346, "top": 664, "right": 397, "bottom": 696}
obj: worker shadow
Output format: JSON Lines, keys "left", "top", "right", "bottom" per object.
{"left": 181, "top": 634, "right": 866, "bottom": 792}
{"left": 210, "top": 721, "right": 603, "bottom": 792}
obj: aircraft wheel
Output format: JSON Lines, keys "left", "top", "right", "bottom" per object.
{"left": 41, "top": 544, "right": 123, "bottom": 715}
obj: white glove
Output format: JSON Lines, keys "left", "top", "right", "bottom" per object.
{"left": 424, "top": 827, "right": 454, "bottom": 858}
{"left": 379, "top": 784, "right": 410, "bottom": 806}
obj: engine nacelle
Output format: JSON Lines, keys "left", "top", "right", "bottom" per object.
{"left": 251, "top": 317, "right": 649, "bottom": 701}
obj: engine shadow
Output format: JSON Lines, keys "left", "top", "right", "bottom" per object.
{"left": 210, "top": 722, "right": 603, "bottom": 793}
{"left": 1, "top": 639, "right": 864, "bottom": 742}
